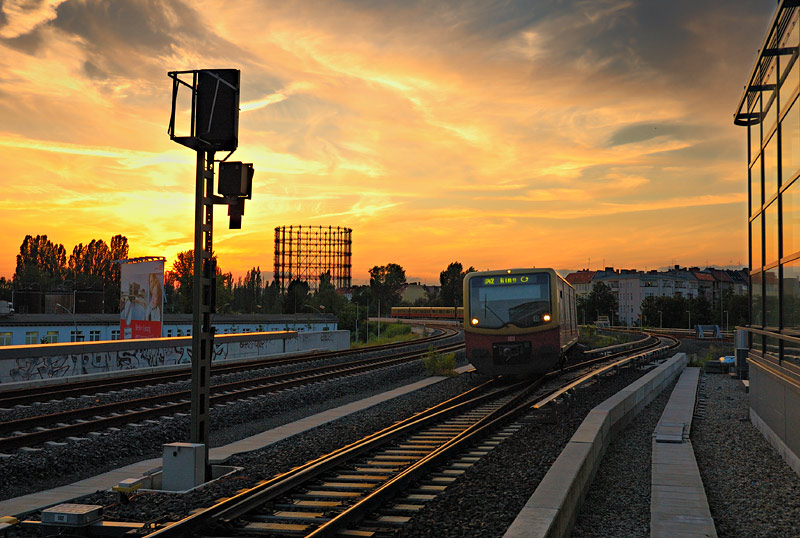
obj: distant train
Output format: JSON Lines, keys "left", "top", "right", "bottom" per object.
{"left": 463, "top": 268, "right": 578, "bottom": 377}
{"left": 390, "top": 306, "right": 464, "bottom": 320}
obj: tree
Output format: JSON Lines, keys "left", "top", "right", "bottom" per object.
{"left": 584, "top": 281, "right": 619, "bottom": 323}
{"left": 314, "top": 272, "right": 346, "bottom": 314}
{"left": 0, "top": 277, "right": 11, "bottom": 301}
{"left": 166, "top": 250, "right": 229, "bottom": 314}
{"left": 232, "top": 266, "right": 264, "bottom": 313}
{"left": 369, "top": 263, "right": 406, "bottom": 314}
{"left": 13, "top": 235, "right": 67, "bottom": 289}
{"left": 438, "top": 261, "right": 475, "bottom": 307}
{"left": 283, "top": 279, "right": 310, "bottom": 314}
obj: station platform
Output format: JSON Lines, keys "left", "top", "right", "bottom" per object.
{"left": 650, "top": 367, "right": 716, "bottom": 537}
{"left": 0, "top": 365, "right": 472, "bottom": 518}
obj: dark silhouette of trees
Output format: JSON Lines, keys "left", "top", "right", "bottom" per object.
{"left": 438, "top": 261, "right": 475, "bottom": 307}
{"left": 580, "top": 281, "right": 619, "bottom": 323}
{"left": 167, "top": 250, "right": 231, "bottom": 314}
{"left": 283, "top": 279, "right": 310, "bottom": 314}
{"left": 369, "top": 263, "right": 406, "bottom": 314}
{"left": 14, "top": 235, "right": 67, "bottom": 289}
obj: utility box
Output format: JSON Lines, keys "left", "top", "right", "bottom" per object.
{"left": 40, "top": 504, "right": 102, "bottom": 536}
{"left": 735, "top": 329, "right": 749, "bottom": 379}
{"left": 162, "top": 442, "right": 205, "bottom": 491}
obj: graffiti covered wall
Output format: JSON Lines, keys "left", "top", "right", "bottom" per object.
{"left": 0, "top": 330, "right": 350, "bottom": 385}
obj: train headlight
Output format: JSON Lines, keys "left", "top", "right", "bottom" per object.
{"left": 471, "top": 318, "right": 479, "bottom": 325}
{"left": 543, "top": 313, "right": 551, "bottom": 322}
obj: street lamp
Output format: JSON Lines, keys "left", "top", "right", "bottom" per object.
{"left": 305, "top": 304, "right": 329, "bottom": 331}
{"left": 56, "top": 303, "right": 79, "bottom": 342}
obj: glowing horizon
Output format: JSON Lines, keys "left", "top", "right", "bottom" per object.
{"left": 0, "top": 1, "right": 771, "bottom": 285}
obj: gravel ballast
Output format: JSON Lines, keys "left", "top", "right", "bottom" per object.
{"left": 6, "top": 339, "right": 800, "bottom": 537}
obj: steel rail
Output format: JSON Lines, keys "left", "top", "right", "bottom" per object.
{"left": 0, "top": 342, "right": 465, "bottom": 452}
{"left": 138, "top": 379, "right": 515, "bottom": 538}
{"left": 0, "top": 328, "right": 458, "bottom": 407}
{"left": 138, "top": 333, "right": 676, "bottom": 537}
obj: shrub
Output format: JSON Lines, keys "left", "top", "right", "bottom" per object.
{"left": 422, "top": 345, "right": 457, "bottom": 376}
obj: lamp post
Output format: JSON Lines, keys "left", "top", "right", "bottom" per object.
{"left": 305, "top": 304, "right": 328, "bottom": 330}
{"left": 724, "top": 310, "right": 729, "bottom": 332}
{"left": 56, "top": 303, "right": 79, "bottom": 342}
{"left": 658, "top": 310, "right": 662, "bottom": 329}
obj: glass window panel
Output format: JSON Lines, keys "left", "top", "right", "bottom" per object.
{"left": 785, "top": 337, "right": 800, "bottom": 367}
{"left": 782, "top": 59, "right": 799, "bottom": 112}
{"left": 25, "top": 331, "right": 38, "bottom": 345}
{"left": 766, "top": 335, "right": 781, "bottom": 359}
{"left": 784, "top": 259, "right": 800, "bottom": 331}
{"left": 752, "top": 214, "right": 763, "bottom": 269}
{"left": 752, "top": 332, "right": 764, "bottom": 353}
{"left": 751, "top": 157, "right": 761, "bottom": 216}
{"left": 765, "top": 134, "right": 778, "bottom": 195}
{"left": 785, "top": 178, "right": 800, "bottom": 258}
{"left": 751, "top": 102, "right": 762, "bottom": 161}
{"left": 764, "top": 97, "right": 778, "bottom": 136}
{"left": 0, "top": 332, "right": 11, "bottom": 346}
{"left": 765, "top": 266, "right": 779, "bottom": 327}
{"left": 766, "top": 200, "right": 779, "bottom": 264}
{"left": 782, "top": 101, "right": 800, "bottom": 183}
{"left": 752, "top": 271, "right": 763, "bottom": 327}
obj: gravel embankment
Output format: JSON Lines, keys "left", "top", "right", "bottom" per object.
{"left": 397, "top": 365, "right": 655, "bottom": 537}
{"left": 694, "top": 372, "right": 800, "bottom": 537}
{"left": 0, "top": 354, "right": 462, "bottom": 501}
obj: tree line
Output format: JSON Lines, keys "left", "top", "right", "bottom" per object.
{"left": 577, "top": 281, "right": 748, "bottom": 329}
{"left": 3, "top": 235, "right": 476, "bottom": 341}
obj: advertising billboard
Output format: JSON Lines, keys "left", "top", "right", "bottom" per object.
{"left": 120, "top": 257, "right": 165, "bottom": 339}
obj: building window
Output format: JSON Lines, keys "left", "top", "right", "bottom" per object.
{"left": 752, "top": 272, "right": 763, "bottom": 327}
{"left": 784, "top": 258, "right": 800, "bottom": 331}
{"left": 89, "top": 330, "right": 101, "bottom": 341}
{"left": 752, "top": 214, "right": 763, "bottom": 269}
{"left": 167, "top": 329, "right": 173, "bottom": 337}
{"left": 766, "top": 200, "right": 779, "bottom": 265}
{"left": 45, "top": 331, "right": 58, "bottom": 344}
{"left": 111, "top": 329, "right": 120, "bottom": 340}
{"left": 25, "top": 331, "right": 38, "bottom": 345}
{"left": 70, "top": 331, "right": 85, "bottom": 342}
{"left": 785, "top": 178, "right": 800, "bottom": 259}
{"left": 177, "top": 329, "right": 183, "bottom": 336}
{"left": 0, "top": 332, "right": 11, "bottom": 346}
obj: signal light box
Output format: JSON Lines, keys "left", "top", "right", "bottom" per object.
{"left": 168, "top": 69, "right": 240, "bottom": 152}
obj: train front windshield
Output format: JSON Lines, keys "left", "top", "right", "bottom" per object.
{"left": 468, "top": 273, "right": 551, "bottom": 329}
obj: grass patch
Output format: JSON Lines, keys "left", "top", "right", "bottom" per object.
{"left": 579, "top": 325, "right": 625, "bottom": 348}
{"left": 688, "top": 345, "right": 725, "bottom": 368}
{"left": 422, "top": 345, "right": 457, "bottom": 376}
{"left": 351, "top": 321, "right": 417, "bottom": 348}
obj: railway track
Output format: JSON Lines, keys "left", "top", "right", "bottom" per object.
{"left": 0, "top": 339, "right": 464, "bottom": 453}
{"left": 131, "top": 332, "right": 678, "bottom": 537}
{"left": 0, "top": 328, "right": 458, "bottom": 409}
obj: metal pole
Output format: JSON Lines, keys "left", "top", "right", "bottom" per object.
{"left": 57, "top": 303, "right": 78, "bottom": 341}
{"left": 191, "top": 149, "right": 215, "bottom": 479}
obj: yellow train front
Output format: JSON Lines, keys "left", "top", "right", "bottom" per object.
{"left": 463, "top": 268, "right": 578, "bottom": 377}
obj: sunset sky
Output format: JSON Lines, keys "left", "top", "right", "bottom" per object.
{"left": 0, "top": 0, "right": 775, "bottom": 284}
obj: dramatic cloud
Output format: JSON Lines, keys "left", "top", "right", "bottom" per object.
{"left": 0, "top": 0, "right": 776, "bottom": 281}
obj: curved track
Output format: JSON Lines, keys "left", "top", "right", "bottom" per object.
{"left": 133, "top": 331, "right": 678, "bottom": 537}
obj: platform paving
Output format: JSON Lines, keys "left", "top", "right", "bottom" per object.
{"left": 0, "top": 366, "right": 471, "bottom": 518}
{"left": 650, "top": 367, "right": 717, "bottom": 538}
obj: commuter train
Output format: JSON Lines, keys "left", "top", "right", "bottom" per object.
{"left": 463, "top": 268, "right": 578, "bottom": 377}
{"left": 390, "top": 306, "right": 464, "bottom": 320}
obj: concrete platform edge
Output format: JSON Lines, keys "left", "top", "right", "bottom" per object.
{"left": 503, "top": 353, "right": 687, "bottom": 538}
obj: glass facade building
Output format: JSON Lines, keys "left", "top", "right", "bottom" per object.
{"left": 735, "top": 0, "right": 800, "bottom": 475}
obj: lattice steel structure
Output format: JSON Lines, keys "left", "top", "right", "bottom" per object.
{"left": 274, "top": 226, "right": 352, "bottom": 292}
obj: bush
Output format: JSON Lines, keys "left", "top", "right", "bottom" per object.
{"left": 422, "top": 345, "right": 457, "bottom": 376}
{"left": 384, "top": 322, "right": 412, "bottom": 338}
